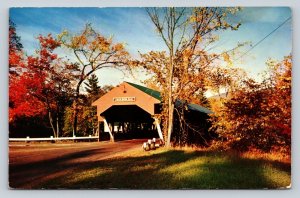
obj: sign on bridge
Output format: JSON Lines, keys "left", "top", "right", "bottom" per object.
{"left": 113, "top": 97, "right": 136, "bottom": 102}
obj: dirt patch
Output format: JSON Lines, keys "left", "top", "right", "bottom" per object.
{"left": 9, "top": 139, "right": 146, "bottom": 189}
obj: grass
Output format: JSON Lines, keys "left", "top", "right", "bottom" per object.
{"left": 37, "top": 148, "right": 291, "bottom": 189}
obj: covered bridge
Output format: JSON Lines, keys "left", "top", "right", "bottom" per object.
{"left": 92, "top": 82, "right": 212, "bottom": 143}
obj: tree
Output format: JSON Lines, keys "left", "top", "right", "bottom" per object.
{"left": 63, "top": 80, "right": 114, "bottom": 137}
{"left": 9, "top": 19, "right": 23, "bottom": 76}
{"left": 9, "top": 34, "right": 76, "bottom": 138}
{"left": 142, "top": 8, "right": 242, "bottom": 146}
{"left": 63, "top": 96, "right": 96, "bottom": 137}
{"left": 9, "top": 76, "right": 46, "bottom": 122}
{"left": 205, "top": 66, "right": 247, "bottom": 98}
{"left": 266, "top": 55, "right": 291, "bottom": 148}
{"left": 84, "top": 74, "right": 100, "bottom": 103}
{"left": 9, "top": 22, "right": 43, "bottom": 122}
{"left": 210, "top": 56, "right": 291, "bottom": 153}
{"left": 58, "top": 24, "right": 132, "bottom": 137}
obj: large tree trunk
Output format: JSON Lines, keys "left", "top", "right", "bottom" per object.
{"left": 166, "top": 31, "right": 174, "bottom": 147}
{"left": 166, "top": 103, "right": 175, "bottom": 147}
{"left": 166, "top": 71, "right": 174, "bottom": 147}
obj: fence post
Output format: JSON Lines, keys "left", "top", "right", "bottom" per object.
{"left": 26, "top": 136, "right": 30, "bottom": 144}
{"left": 50, "top": 136, "right": 55, "bottom": 143}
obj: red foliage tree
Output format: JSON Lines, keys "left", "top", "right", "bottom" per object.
{"left": 9, "top": 34, "right": 75, "bottom": 137}
{"left": 9, "top": 19, "right": 44, "bottom": 121}
{"left": 9, "top": 77, "right": 46, "bottom": 121}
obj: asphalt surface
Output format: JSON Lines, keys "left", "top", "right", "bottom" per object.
{"left": 9, "top": 139, "right": 146, "bottom": 189}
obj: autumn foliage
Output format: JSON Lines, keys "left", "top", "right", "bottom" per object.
{"left": 9, "top": 33, "right": 76, "bottom": 137}
{"left": 9, "top": 20, "right": 45, "bottom": 120}
{"left": 209, "top": 56, "right": 291, "bottom": 153}
{"left": 141, "top": 8, "right": 243, "bottom": 146}
{"left": 9, "top": 22, "right": 132, "bottom": 138}
{"left": 8, "top": 14, "right": 291, "bottom": 155}
{"left": 58, "top": 24, "right": 131, "bottom": 136}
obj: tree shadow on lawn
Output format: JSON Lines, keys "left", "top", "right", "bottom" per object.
{"left": 9, "top": 147, "right": 111, "bottom": 188}
{"left": 35, "top": 150, "right": 291, "bottom": 189}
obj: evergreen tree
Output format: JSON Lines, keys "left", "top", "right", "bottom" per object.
{"left": 9, "top": 19, "right": 23, "bottom": 75}
{"left": 84, "top": 74, "right": 100, "bottom": 103}
{"left": 9, "top": 19, "right": 23, "bottom": 52}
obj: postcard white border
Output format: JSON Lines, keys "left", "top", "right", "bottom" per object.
{"left": 1, "top": 1, "right": 299, "bottom": 198}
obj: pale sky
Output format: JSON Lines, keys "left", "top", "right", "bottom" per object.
{"left": 10, "top": 7, "right": 292, "bottom": 87}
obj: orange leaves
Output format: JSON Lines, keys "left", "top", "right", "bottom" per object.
{"left": 182, "top": 49, "right": 193, "bottom": 58}
{"left": 182, "top": 49, "right": 193, "bottom": 67}
{"left": 141, "top": 8, "right": 244, "bottom": 146}
{"left": 59, "top": 24, "right": 130, "bottom": 67}
{"left": 55, "top": 24, "right": 132, "bottom": 134}
{"left": 190, "top": 8, "right": 241, "bottom": 34}
{"left": 87, "top": 35, "right": 112, "bottom": 52}
{"left": 59, "top": 24, "right": 124, "bottom": 57}
{"left": 271, "top": 56, "right": 291, "bottom": 138}
{"left": 71, "top": 35, "right": 87, "bottom": 48}
{"left": 210, "top": 56, "right": 292, "bottom": 152}
{"left": 38, "top": 34, "right": 61, "bottom": 51}
{"left": 222, "top": 52, "right": 233, "bottom": 66}
{"left": 96, "top": 35, "right": 111, "bottom": 52}
{"left": 113, "top": 43, "right": 125, "bottom": 52}
{"left": 9, "top": 51, "right": 23, "bottom": 68}
{"left": 222, "top": 52, "right": 230, "bottom": 62}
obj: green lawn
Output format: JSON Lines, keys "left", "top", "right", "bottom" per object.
{"left": 38, "top": 148, "right": 291, "bottom": 189}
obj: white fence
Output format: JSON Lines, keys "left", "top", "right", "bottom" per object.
{"left": 9, "top": 135, "right": 99, "bottom": 142}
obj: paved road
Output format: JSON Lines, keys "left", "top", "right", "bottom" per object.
{"left": 9, "top": 139, "right": 146, "bottom": 189}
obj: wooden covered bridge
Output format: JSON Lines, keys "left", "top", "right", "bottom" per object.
{"left": 92, "top": 82, "right": 212, "bottom": 142}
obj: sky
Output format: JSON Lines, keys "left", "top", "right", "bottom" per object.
{"left": 9, "top": 7, "right": 292, "bottom": 88}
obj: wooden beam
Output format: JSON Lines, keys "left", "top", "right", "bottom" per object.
{"left": 154, "top": 117, "right": 164, "bottom": 141}
{"left": 103, "top": 118, "right": 115, "bottom": 142}
{"left": 97, "top": 121, "right": 100, "bottom": 142}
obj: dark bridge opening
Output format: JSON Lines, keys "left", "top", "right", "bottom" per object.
{"left": 100, "top": 105, "right": 158, "bottom": 140}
